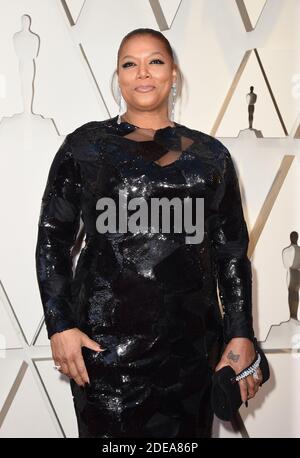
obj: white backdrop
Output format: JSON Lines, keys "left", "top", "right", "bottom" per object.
{"left": 0, "top": 0, "right": 300, "bottom": 438}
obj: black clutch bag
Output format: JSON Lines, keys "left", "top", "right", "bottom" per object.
{"left": 211, "top": 337, "right": 270, "bottom": 421}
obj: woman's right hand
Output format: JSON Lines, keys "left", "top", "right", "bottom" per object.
{"left": 50, "top": 328, "right": 106, "bottom": 387}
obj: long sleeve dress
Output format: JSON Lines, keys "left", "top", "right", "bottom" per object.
{"left": 35, "top": 114, "right": 255, "bottom": 438}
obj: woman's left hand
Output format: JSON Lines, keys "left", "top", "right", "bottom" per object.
{"left": 215, "top": 337, "right": 263, "bottom": 403}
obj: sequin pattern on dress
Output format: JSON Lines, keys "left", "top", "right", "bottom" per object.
{"left": 35, "top": 114, "right": 255, "bottom": 438}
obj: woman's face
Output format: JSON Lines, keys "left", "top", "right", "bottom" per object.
{"left": 117, "top": 35, "right": 177, "bottom": 113}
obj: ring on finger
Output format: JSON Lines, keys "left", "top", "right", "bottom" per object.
{"left": 253, "top": 369, "right": 260, "bottom": 380}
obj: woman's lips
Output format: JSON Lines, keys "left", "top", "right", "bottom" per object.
{"left": 135, "top": 86, "right": 155, "bottom": 93}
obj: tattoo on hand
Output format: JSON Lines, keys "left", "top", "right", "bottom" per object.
{"left": 227, "top": 350, "right": 240, "bottom": 363}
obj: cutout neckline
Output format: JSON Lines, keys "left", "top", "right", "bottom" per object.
{"left": 117, "top": 115, "right": 182, "bottom": 133}
{"left": 111, "top": 115, "right": 192, "bottom": 169}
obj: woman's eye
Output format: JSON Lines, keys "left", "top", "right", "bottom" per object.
{"left": 122, "top": 59, "right": 164, "bottom": 68}
{"left": 122, "top": 62, "right": 135, "bottom": 68}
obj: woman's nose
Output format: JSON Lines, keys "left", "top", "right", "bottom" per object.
{"left": 137, "top": 65, "right": 151, "bottom": 79}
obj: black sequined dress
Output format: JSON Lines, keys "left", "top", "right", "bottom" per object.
{"left": 35, "top": 114, "right": 255, "bottom": 438}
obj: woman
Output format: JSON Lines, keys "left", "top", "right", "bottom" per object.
{"left": 35, "top": 28, "right": 262, "bottom": 438}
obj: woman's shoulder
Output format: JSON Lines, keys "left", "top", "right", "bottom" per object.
{"left": 65, "top": 117, "right": 115, "bottom": 161}
{"left": 67, "top": 118, "right": 111, "bottom": 140}
{"left": 182, "top": 123, "right": 231, "bottom": 162}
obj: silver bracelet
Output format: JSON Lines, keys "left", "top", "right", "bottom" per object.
{"left": 235, "top": 353, "right": 261, "bottom": 382}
